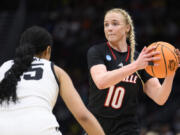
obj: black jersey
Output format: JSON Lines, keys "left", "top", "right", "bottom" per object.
{"left": 87, "top": 42, "right": 152, "bottom": 119}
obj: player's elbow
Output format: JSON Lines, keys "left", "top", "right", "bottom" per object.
{"left": 95, "top": 81, "right": 107, "bottom": 90}
{"left": 157, "top": 102, "right": 165, "bottom": 106}
{"left": 155, "top": 99, "right": 166, "bottom": 106}
{"left": 96, "top": 84, "right": 104, "bottom": 90}
{"left": 158, "top": 101, "right": 166, "bottom": 106}
{"left": 76, "top": 111, "right": 90, "bottom": 123}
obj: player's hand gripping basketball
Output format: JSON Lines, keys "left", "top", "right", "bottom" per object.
{"left": 135, "top": 46, "right": 160, "bottom": 70}
{"left": 144, "top": 41, "right": 178, "bottom": 78}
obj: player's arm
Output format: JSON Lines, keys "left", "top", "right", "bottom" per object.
{"left": 143, "top": 48, "right": 180, "bottom": 105}
{"left": 91, "top": 63, "right": 138, "bottom": 89}
{"left": 90, "top": 46, "right": 160, "bottom": 89}
{"left": 143, "top": 74, "right": 175, "bottom": 105}
{"left": 54, "top": 65, "right": 105, "bottom": 135}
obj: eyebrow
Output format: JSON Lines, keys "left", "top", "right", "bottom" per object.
{"left": 104, "top": 20, "right": 125, "bottom": 25}
{"left": 104, "top": 19, "right": 119, "bottom": 22}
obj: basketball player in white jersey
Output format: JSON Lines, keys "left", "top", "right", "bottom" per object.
{"left": 0, "top": 26, "right": 105, "bottom": 135}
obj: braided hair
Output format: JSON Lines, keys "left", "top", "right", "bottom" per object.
{"left": 105, "top": 8, "right": 145, "bottom": 86}
{"left": 105, "top": 8, "right": 136, "bottom": 63}
{"left": 0, "top": 26, "right": 53, "bottom": 104}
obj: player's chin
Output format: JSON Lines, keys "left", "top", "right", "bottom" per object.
{"left": 107, "top": 37, "right": 118, "bottom": 42}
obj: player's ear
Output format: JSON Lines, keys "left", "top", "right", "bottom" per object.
{"left": 126, "top": 24, "right": 130, "bottom": 33}
{"left": 47, "top": 46, "right": 51, "bottom": 55}
{"left": 44, "top": 45, "right": 51, "bottom": 60}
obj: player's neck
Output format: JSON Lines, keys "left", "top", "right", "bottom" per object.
{"left": 108, "top": 41, "right": 128, "bottom": 52}
{"left": 34, "top": 49, "right": 51, "bottom": 60}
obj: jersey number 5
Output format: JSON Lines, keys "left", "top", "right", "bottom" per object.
{"left": 104, "top": 86, "right": 125, "bottom": 109}
{"left": 23, "top": 64, "right": 44, "bottom": 80}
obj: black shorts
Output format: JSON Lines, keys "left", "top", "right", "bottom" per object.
{"left": 83, "top": 115, "right": 140, "bottom": 135}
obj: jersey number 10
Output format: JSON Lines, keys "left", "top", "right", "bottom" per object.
{"left": 104, "top": 86, "right": 125, "bottom": 109}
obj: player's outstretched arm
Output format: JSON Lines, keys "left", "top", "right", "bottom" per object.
{"left": 54, "top": 65, "right": 105, "bottom": 135}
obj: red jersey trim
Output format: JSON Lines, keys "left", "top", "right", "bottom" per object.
{"left": 107, "top": 42, "right": 117, "bottom": 60}
{"left": 106, "top": 42, "right": 130, "bottom": 62}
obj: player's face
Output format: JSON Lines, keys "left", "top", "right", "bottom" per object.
{"left": 104, "top": 12, "right": 130, "bottom": 44}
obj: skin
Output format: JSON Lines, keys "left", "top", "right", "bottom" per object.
{"left": 90, "top": 11, "right": 180, "bottom": 105}
{"left": 104, "top": 12, "right": 130, "bottom": 52}
{"left": 38, "top": 46, "right": 105, "bottom": 135}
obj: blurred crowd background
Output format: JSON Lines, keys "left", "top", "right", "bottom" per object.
{"left": 0, "top": 0, "right": 180, "bottom": 134}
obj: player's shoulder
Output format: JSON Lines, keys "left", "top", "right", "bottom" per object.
{"left": 53, "top": 64, "right": 71, "bottom": 83}
{"left": 0, "top": 60, "right": 14, "bottom": 75}
{"left": 88, "top": 42, "right": 106, "bottom": 54}
{"left": 0, "top": 60, "right": 14, "bottom": 69}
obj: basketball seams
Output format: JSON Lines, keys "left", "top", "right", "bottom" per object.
{"left": 145, "top": 41, "right": 177, "bottom": 78}
{"left": 161, "top": 46, "right": 168, "bottom": 77}
{"left": 160, "top": 44, "right": 178, "bottom": 68}
{"left": 151, "top": 42, "right": 160, "bottom": 77}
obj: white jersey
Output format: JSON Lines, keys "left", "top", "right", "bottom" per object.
{"left": 0, "top": 57, "right": 62, "bottom": 135}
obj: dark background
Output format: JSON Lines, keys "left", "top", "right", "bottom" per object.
{"left": 0, "top": 0, "right": 180, "bottom": 134}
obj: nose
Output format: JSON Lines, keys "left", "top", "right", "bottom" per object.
{"left": 106, "top": 24, "right": 113, "bottom": 31}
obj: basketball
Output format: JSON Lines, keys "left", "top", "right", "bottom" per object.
{"left": 145, "top": 41, "right": 178, "bottom": 78}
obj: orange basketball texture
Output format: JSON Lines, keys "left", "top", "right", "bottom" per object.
{"left": 145, "top": 41, "right": 178, "bottom": 78}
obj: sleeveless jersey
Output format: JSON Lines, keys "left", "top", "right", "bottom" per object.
{"left": 0, "top": 57, "right": 61, "bottom": 135}
{"left": 87, "top": 42, "right": 152, "bottom": 119}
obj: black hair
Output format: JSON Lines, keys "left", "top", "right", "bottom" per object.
{"left": 0, "top": 26, "right": 53, "bottom": 104}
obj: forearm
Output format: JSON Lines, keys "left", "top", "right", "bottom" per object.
{"left": 154, "top": 74, "right": 175, "bottom": 105}
{"left": 76, "top": 111, "right": 105, "bottom": 135}
{"left": 97, "top": 62, "right": 138, "bottom": 89}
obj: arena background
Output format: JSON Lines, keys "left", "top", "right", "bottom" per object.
{"left": 0, "top": 0, "right": 180, "bottom": 134}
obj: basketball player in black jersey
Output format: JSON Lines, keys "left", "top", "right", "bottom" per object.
{"left": 86, "top": 8, "right": 180, "bottom": 135}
